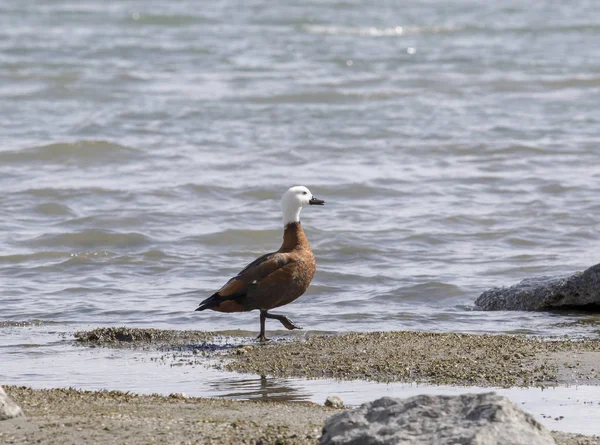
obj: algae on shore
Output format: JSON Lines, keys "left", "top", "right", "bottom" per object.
{"left": 74, "top": 326, "right": 214, "bottom": 348}
{"left": 224, "top": 331, "right": 600, "bottom": 387}
{"left": 73, "top": 328, "right": 600, "bottom": 387}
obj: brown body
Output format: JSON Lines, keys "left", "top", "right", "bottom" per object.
{"left": 197, "top": 222, "right": 316, "bottom": 314}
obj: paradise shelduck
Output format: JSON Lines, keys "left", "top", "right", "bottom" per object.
{"left": 195, "top": 186, "right": 324, "bottom": 341}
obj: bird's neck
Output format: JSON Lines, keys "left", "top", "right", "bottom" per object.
{"left": 280, "top": 222, "right": 310, "bottom": 251}
{"left": 282, "top": 204, "right": 302, "bottom": 226}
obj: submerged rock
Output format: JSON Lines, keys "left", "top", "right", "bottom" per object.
{"left": 0, "top": 386, "right": 24, "bottom": 421}
{"left": 475, "top": 263, "right": 600, "bottom": 311}
{"left": 319, "top": 392, "right": 555, "bottom": 445}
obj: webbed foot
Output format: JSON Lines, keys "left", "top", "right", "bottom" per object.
{"left": 264, "top": 312, "right": 302, "bottom": 331}
{"left": 256, "top": 333, "right": 270, "bottom": 343}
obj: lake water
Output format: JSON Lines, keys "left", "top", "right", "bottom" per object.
{"left": 1, "top": 0, "right": 600, "bottom": 422}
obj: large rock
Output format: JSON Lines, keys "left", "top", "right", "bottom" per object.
{"left": 475, "top": 263, "right": 600, "bottom": 311}
{"left": 0, "top": 386, "right": 24, "bottom": 421}
{"left": 319, "top": 392, "right": 555, "bottom": 445}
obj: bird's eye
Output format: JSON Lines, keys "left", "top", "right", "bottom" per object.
{"left": 302, "top": 191, "right": 307, "bottom": 195}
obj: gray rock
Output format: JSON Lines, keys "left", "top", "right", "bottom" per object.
{"left": 475, "top": 263, "right": 600, "bottom": 311}
{"left": 0, "top": 386, "right": 24, "bottom": 421}
{"left": 325, "top": 395, "right": 344, "bottom": 408}
{"left": 319, "top": 392, "right": 555, "bottom": 445}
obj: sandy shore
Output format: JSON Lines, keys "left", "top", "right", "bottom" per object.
{"left": 3, "top": 328, "right": 600, "bottom": 444}
{"left": 77, "top": 327, "right": 600, "bottom": 387}
{"left": 1, "top": 386, "right": 331, "bottom": 445}
{"left": 1, "top": 386, "right": 598, "bottom": 445}
{"left": 223, "top": 331, "right": 600, "bottom": 387}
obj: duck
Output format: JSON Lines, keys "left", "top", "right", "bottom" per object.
{"left": 195, "top": 186, "right": 325, "bottom": 341}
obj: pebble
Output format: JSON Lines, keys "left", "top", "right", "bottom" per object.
{"left": 324, "top": 395, "right": 344, "bottom": 409}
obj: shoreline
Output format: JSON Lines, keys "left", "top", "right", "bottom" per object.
{"left": 76, "top": 327, "right": 600, "bottom": 387}
{"left": 3, "top": 327, "right": 600, "bottom": 444}
{"left": 224, "top": 331, "right": 600, "bottom": 387}
{"left": 2, "top": 386, "right": 599, "bottom": 445}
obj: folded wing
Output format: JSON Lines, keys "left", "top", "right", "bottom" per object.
{"left": 195, "top": 251, "right": 295, "bottom": 312}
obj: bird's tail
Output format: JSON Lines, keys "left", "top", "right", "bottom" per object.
{"left": 195, "top": 293, "right": 221, "bottom": 312}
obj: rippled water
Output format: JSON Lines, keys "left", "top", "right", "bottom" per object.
{"left": 1, "top": 0, "right": 600, "bottom": 392}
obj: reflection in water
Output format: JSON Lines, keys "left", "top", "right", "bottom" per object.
{"left": 208, "top": 373, "right": 600, "bottom": 436}
{"left": 209, "top": 375, "right": 311, "bottom": 403}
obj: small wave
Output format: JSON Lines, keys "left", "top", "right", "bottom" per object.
{"left": 129, "top": 13, "right": 214, "bottom": 26}
{"left": 302, "top": 24, "right": 461, "bottom": 37}
{"left": 33, "top": 202, "right": 76, "bottom": 216}
{"left": 503, "top": 237, "right": 539, "bottom": 247}
{"left": 372, "top": 282, "right": 464, "bottom": 302}
{"left": 485, "top": 22, "right": 600, "bottom": 34}
{"left": 192, "top": 229, "right": 281, "bottom": 247}
{"left": 325, "top": 245, "right": 392, "bottom": 256}
{"left": 539, "top": 76, "right": 600, "bottom": 90}
{"left": 176, "top": 184, "right": 239, "bottom": 200}
{"left": 318, "top": 182, "right": 403, "bottom": 199}
{"left": 0, "top": 140, "right": 139, "bottom": 165}
{"left": 487, "top": 145, "right": 550, "bottom": 156}
{"left": 60, "top": 251, "right": 116, "bottom": 265}
{"left": 142, "top": 250, "right": 168, "bottom": 260}
{"left": 49, "top": 286, "right": 123, "bottom": 296}
{"left": 236, "top": 85, "right": 407, "bottom": 105}
{"left": 10, "top": 250, "right": 181, "bottom": 268}
{"left": 0, "top": 251, "right": 71, "bottom": 264}
{"left": 233, "top": 189, "right": 281, "bottom": 201}
{"left": 303, "top": 22, "right": 600, "bottom": 39}
{"left": 15, "top": 186, "right": 121, "bottom": 200}
{"left": 25, "top": 230, "right": 151, "bottom": 249}
{"left": 247, "top": 89, "right": 404, "bottom": 104}
{"left": 537, "top": 183, "right": 576, "bottom": 194}
{"left": 55, "top": 250, "right": 177, "bottom": 267}
{"left": 401, "top": 233, "right": 448, "bottom": 246}
{"left": 0, "top": 319, "right": 55, "bottom": 328}
{"left": 240, "top": 91, "right": 367, "bottom": 105}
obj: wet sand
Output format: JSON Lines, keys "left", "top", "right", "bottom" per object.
{"left": 77, "top": 327, "right": 600, "bottom": 387}
{"left": 2, "top": 386, "right": 599, "bottom": 445}
{"left": 1, "top": 386, "right": 332, "bottom": 445}
{"left": 222, "top": 331, "right": 600, "bottom": 387}
{"left": 5, "top": 327, "right": 598, "bottom": 444}
{"left": 74, "top": 327, "right": 214, "bottom": 348}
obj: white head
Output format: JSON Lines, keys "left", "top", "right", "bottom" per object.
{"left": 281, "top": 186, "right": 325, "bottom": 226}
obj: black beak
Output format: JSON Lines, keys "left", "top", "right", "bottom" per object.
{"left": 309, "top": 196, "right": 325, "bottom": 205}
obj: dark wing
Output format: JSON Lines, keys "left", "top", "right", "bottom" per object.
{"left": 196, "top": 251, "right": 295, "bottom": 312}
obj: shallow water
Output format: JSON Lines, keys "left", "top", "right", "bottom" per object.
{"left": 1, "top": 0, "right": 600, "bottom": 407}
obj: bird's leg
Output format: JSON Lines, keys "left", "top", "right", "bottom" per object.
{"left": 256, "top": 310, "right": 269, "bottom": 342}
{"left": 264, "top": 312, "right": 302, "bottom": 330}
